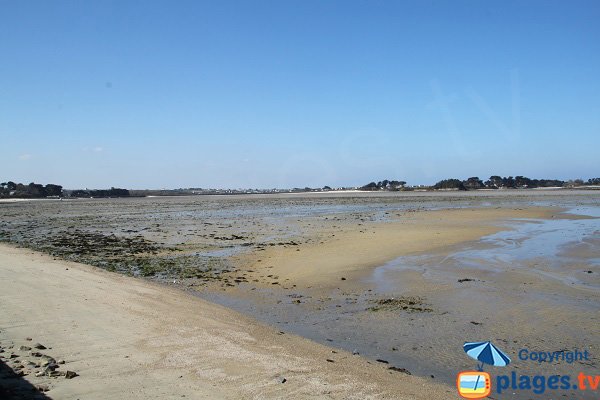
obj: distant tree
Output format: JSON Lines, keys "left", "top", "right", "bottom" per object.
{"left": 377, "top": 180, "right": 390, "bottom": 189}
{"left": 388, "top": 180, "right": 406, "bottom": 190}
{"left": 587, "top": 178, "right": 600, "bottom": 185}
{"left": 69, "top": 188, "right": 129, "bottom": 198}
{"left": 463, "top": 177, "right": 484, "bottom": 190}
{"left": 44, "top": 184, "right": 63, "bottom": 197}
{"left": 70, "top": 190, "right": 90, "bottom": 198}
{"left": 515, "top": 176, "right": 532, "bottom": 188}
{"left": 485, "top": 176, "right": 503, "bottom": 188}
{"left": 537, "top": 179, "right": 564, "bottom": 187}
{"left": 434, "top": 179, "right": 466, "bottom": 190}
{"left": 502, "top": 176, "right": 516, "bottom": 188}
{"left": 360, "top": 182, "right": 379, "bottom": 191}
{"left": 108, "top": 187, "right": 130, "bottom": 197}
{"left": 360, "top": 180, "right": 407, "bottom": 191}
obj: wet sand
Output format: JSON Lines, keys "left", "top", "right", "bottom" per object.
{"left": 0, "top": 244, "right": 455, "bottom": 399}
{"left": 1, "top": 191, "right": 599, "bottom": 398}
{"left": 206, "top": 204, "right": 599, "bottom": 399}
{"left": 236, "top": 206, "right": 562, "bottom": 286}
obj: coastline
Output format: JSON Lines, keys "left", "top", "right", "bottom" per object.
{"left": 0, "top": 243, "right": 456, "bottom": 399}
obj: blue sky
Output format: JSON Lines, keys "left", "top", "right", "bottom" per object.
{"left": 1, "top": 0, "right": 599, "bottom": 189}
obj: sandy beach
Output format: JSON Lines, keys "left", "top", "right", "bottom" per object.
{"left": 0, "top": 243, "right": 455, "bottom": 399}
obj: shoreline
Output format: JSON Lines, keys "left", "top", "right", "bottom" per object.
{"left": 198, "top": 204, "right": 598, "bottom": 397}
{"left": 1, "top": 186, "right": 599, "bottom": 204}
{"left": 0, "top": 243, "right": 456, "bottom": 399}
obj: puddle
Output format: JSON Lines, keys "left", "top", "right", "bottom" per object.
{"left": 192, "top": 247, "right": 244, "bottom": 258}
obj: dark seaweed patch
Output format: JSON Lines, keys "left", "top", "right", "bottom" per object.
{"left": 368, "top": 296, "right": 433, "bottom": 313}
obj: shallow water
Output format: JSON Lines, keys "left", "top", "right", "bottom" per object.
{"left": 373, "top": 207, "right": 600, "bottom": 293}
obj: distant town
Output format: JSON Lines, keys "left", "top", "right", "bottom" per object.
{"left": 1, "top": 176, "right": 599, "bottom": 199}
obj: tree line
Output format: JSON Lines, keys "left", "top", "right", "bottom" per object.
{"left": 361, "top": 177, "right": 600, "bottom": 191}
{"left": 435, "top": 176, "right": 599, "bottom": 190}
{"left": 1, "top": 181, "right": 63, "bottom": 198}
{"left": 1, "top": 181, "right": 130, "bottom": 198}
{"left": 69, "top": 188, "right": 130, "bottom": 198}
{"left": 360, "top": 180, "right": 407, "bottom": 191}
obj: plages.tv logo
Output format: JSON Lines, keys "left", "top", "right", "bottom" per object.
{"left": 457, "top": 341, "right": 511, "bottom": 399}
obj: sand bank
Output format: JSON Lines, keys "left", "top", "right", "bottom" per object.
{"left": 238, "top": 206, "right": 561, "bottom": 287}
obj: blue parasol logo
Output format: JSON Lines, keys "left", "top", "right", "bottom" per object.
{"left": 464, "top": 341, "right": 511, "bottom": 371}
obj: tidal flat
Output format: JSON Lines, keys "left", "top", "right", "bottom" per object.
{"left": 1, "top": 190, "right": 599, "bottom": 398}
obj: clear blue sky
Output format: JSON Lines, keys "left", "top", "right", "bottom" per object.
{"left": 1, "top": 0, "right": 598, "bottom": 189}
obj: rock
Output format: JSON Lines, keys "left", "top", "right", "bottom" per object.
{"left": 326, "top": 359, "right": 335, "bottom": 363}
{"left": 31, "top": 352, "right": 43, "bottom": 357}
{"left": 47, "top": 370, "right": 63, "bottom": 377}
{"left": 376, "top": 359, "right": 389, "bottom": 364}
{"left": 470, "top": 321, "right": 482, "bottom": 325}
{"left": 33, "top": 343, "right": 46, "bottom": 350}
{"left": 65, "top": 370, "right": 78, "bottom": 379}
{"left": 36, "top": 384, "right": 49, "bottom": 392}
{"left": 57, "top": 359, "right": 65, "bottom": 365}
{"left": 19, "top": 345, "right": 32, "bottom": 351}
{"left": 340, "top": 277, "right": 346, "bottom": 280}
{"left": 39, "top": 355, "right": 56, "bottom": 367}
{"left": 36, "top": 366, "right": 61, "bottom": 377}
{"left": 352, "top": 349, "right": 360, "bottom": 355}
{"left": 46, "top": 363, "right": 59, "bottom": 371}
{"left": 388, "top": 366, "right": 411, "bottom": 375}
{"left": 25, "top": 337, "right": 32, "bottom": 341}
